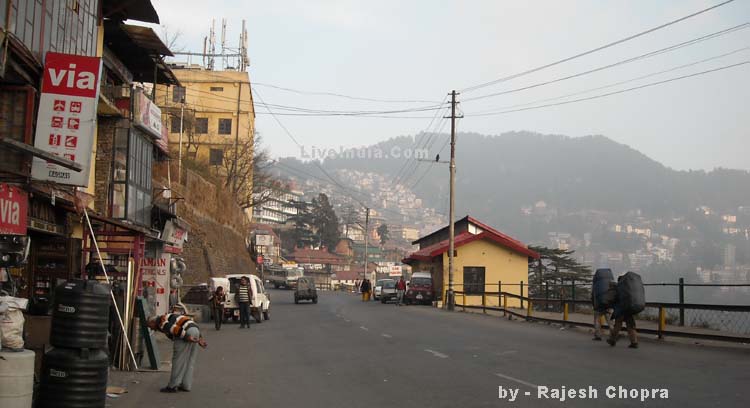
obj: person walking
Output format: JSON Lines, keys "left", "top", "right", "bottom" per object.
{"left": 236, "top": 276, "right": 253, "bottom": 328}
{"left": 210, "top": 286, "right": 226, "bottom": 330}
{"left": 148, "top": 313, "right": 207, "bottom": 393}
{"left": 396, "top": 276, "right": 407, "bottom": 306}
{"left": 591, "top": 268, "right": 616, "bottom": 341}
{"left": 607, "top": 272, "right": 643, "bottom": 349}
{"left": 360, "top": 279, "right": 371, "bottom": 301}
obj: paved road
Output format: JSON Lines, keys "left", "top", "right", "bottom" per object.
{"left": 111, "top": 289, "right": 750, "bottom": 408}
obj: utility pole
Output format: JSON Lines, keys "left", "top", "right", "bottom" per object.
{"left": 445, "top": 90, "right": 461, "bottom": 311}
{"left": 362, "top": 207, "right": 370, "bottom": 282}
{"left": 178, "top": 97, "right": 184, "bottom": 185}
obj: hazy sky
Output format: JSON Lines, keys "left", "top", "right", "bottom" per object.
{"left": 147, "top": 0, "right": 750, "bottom": 171}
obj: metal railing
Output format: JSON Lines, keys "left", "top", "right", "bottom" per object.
{"left": 451, "top": 280, "right": 750, "bottom": 343}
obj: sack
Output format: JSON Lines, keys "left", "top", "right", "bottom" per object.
{"left": 616, "top": 271, "right": 645, "bottom": 315}
{"left": 592, "top": 268, "right": 615, "bottom": 310}
{"left": 0, "top": 308, "right": 25, "bottom": 349}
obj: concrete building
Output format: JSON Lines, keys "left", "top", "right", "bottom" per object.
{"left": 403, "top": 216, "right": 539, "bottom": 307}
{"left": 252, "top": 188, "right": 302, "bottom": 225}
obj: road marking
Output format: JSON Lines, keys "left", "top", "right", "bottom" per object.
{"left": 494, "top": 372, "right": 539, "bottom": 389}
{"left": 424, "top": 349, "right": 449, "bottom": 359}
{"left": 360, "top": 326, "right": 369, "bottom": 331}
{"left": 344, "top": 319, "right": 351, "bottom": 323}
{"left": 381, "top": 333, "right": 392, "bottom": 338}
{"left": 497, "top": 350, "right": 518, "bottom": 356}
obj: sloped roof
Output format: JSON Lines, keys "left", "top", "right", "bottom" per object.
{"left": 289, "top": 248, "right": 347, "bottom": 265}
{"left": 403, "top": 217, "right": 539, "bottom": 263}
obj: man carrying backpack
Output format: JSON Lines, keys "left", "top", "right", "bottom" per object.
{"left": 607, "top": 272, "right": 643, "bottom": 349}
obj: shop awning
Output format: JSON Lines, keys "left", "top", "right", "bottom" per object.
{"left": 103, "top": 21, "right": 180, "bottom": 86}
{"left": 102, "top": 0, "right": 161, "bottom": 24}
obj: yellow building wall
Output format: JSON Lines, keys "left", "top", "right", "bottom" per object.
{"left": 156, "top": 69, "right": 255, "bottom": 166}
{"left": 441, "top": 239, "right": 530, "bottom": 308}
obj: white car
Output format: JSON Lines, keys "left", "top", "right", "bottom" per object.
{"left": 209, "top": 274, "right": 271, "bottom": 323}
{"left": 373, "top": 279, "right": 395, "bottom": 300}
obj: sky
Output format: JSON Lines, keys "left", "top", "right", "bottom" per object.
{"left": 146, "top": 0, "right": 750, "bottom": 171}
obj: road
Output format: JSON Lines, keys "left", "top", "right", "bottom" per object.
{"left": 111, "top": 289, "right": 750, "bottom": 408}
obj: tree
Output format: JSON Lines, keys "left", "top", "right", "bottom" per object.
{"left": 377, "top": 224, "right": 390, "bottom": 246}
{"left": 528, "top": 246, "right": 592, "bottom": 309}
{"left": 288, "top": 200, "right": 317, "bottom": 250}
{"left": 222, "top": 132, "right": 280, "bottom": 210}
{"left": 311, "top": 193, "right": 340, "bottom": 252}
{"left": 341, "top": 205, "right": 361, "bottom": 238}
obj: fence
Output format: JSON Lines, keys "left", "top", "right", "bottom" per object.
{"left": 451, "top": 279, "right": 750, "bottom": 343}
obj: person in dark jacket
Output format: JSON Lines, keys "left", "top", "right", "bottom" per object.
{"left": 236, "top": 277, "right": 253, "bottom": 328}
{"left": 210, "top": 286, "right": 226, "bottom": 330}
{"left": 360, "top": 279, "right": 371, "bottom": 301}
{"left": 607, "top": 276, "right": 639, "bottom": 348}
{"left": 148, "top": 313, "right": 207, "bottom": 392}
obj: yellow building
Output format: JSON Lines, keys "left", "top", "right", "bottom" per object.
{"left": 403, "top": 216, "right": 539, "bottom": 308}
{"left": 156, "top": 68, "right": 255, "bottom": 168}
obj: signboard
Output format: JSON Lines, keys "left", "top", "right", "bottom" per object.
{"left": 31, "top": 52, "right": 101, "bottom": 186}
{"left": 388, "top": 265, "right": 403, "bottom": 277}
{"left": 162, "top": 219, "right": 187, "bottom": 252}
{"left": 0, "top": 184, "right": 28, "bottom": 235}
{"left": 256, "top": 234, "right": 274, "bottom": 246}
{"left": 256, "top": 255, "right": 263, "bottom": 264}
{"left": 133, "top": 88, "right": 164, "bottom": 140}
{"left": 141, "top": 253, "right": 171, "bottom": 315}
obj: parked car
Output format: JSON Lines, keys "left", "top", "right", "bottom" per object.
{"left": 373, "top": 278, "right": 395, "bottom": 300}
{"left": 294, "top": 277, "right": 318, "bottom": 304}
{"left": 208, "top": 274, "right": 271, "bottom": 323}
{"left": 404, "top": 272, "right": 434, "bottom": 305}
{"left": 380, "top": 280, "right": 398, "bottom": 303}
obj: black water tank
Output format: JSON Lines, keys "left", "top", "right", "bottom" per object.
{"left": 50, "top": 280, "right": 111, "bottom": 349}
{"left": 38, "top": 347, "right": 109, "bottom": 408}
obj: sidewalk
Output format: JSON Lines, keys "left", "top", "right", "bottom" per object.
{"left": 106, "top": 336, "right": 173, "bottom": 406}
{"left": 457, "top": 305, "right": 750, "bottom": 345}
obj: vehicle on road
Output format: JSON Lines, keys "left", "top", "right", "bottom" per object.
{"left": 294, "top": 277, "right": 318, "bottom": 304}
{"left": 208, "top": 274, "right": 271, "bottom": 323}
{"left": 404, "top": 272, "right": 434, "bottom": 305}
{"left": 380, "top": 280, "right": 398, "bottom": 303}
{"left": 373, "top": 278, "right": 394, "bottom": 300}
{"left": 268, "top": 265, "right": 303, "bottom": 289}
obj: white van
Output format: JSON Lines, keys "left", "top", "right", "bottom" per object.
{"left": 208, "top": 274, "right": 271, "bottom": 323}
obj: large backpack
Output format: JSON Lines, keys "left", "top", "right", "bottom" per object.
{"left": 592, "top": 268, "right": 615, "bottom": 310}
{"left": 616, "top": 271, "right": 645, "bottom": 315}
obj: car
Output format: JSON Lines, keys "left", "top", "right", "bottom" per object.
{"left": 208, "top": 274, "right": 271, "bottom": 323}
{"left": 294, "top": 277, "right": 318, "bottom": 304}
{"left": 373, "top": 278, "right": 395, "bottom": 300}
{"left": 404, "top": 272, "right": 434, "bottom": 305}
{"left": 380, "top": 280, "right": 398, "bottom": 303}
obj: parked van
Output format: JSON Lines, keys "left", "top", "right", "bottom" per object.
{"left": 404, "top": 272, "right": 434, "bottom": 305}
{"left": 208, "top": 274, "right": 271, "bottom": 323}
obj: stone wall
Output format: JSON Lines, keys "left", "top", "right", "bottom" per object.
{"left": 153, "top": 162, "right": 256, "bottom": 284}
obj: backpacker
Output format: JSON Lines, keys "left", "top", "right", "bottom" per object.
{"left": 592, "top": 268, "right": 615, "bottom": 310}
{"left": 616, "top": 271, "right": 645, "bottom": 315}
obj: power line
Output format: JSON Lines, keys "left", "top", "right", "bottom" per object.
{"left": 462, "top": 22, "right": 750, "bottom": 103}
{"left": 254, "top": 82, "right": 441, "bottom": 104}
{"left": 465, "top": 60, "right": 750, "bottom": 117}
{"left": 470, "top": 46, "right": 750, "bottom": 114}
{"left": 460, "top": 0, "right": 738, "bottom": 93}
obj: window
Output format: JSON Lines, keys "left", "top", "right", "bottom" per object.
{"left": 209, "top": 149, "right": 224, "bottom": 166}
{"left": 172, "top": 86, "right": 185, "bottom": 103}
{"left": 171, "top": 116, "right": 182, "bottom": 133}
{"left": 111, "top": 128, "right": 152, "bottom": 226}
{"left": 195, "top": 118, "right": 208, "bottom": 134}
{"left": 210, "top": 86, "right": 224, "bottom": 92}
{"left": 218, "top": 118, "right": 232, "bottom": 135}
{"left": 463, "top": 266, "right": 485, "bottom": 295}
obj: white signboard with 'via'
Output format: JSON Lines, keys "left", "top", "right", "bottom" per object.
{"left": 31, "top": 52, "right": 102, "bottom": 187}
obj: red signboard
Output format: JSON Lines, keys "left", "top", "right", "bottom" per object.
{"left": 257, "top": 256, "right": 263, "bottom": 264}
{"left": 0, "top": 184, "right": 28, "bottom": 235}
{"left": 41, "top": 52, "right": 101, "bottom": 98}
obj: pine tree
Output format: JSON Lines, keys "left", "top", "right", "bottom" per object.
{"left": 528, "top": 246, "right": 592, "bottom": 308}
{"left": 377, "top": 224, "right": 390, "bottom": 246}
{"left": 311, "top": 193, "right": 340, "bottom": 252}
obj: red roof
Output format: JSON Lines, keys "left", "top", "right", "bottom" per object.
{"left": 289, "top": 248, "right": 347, "bottom": 265}
{"left": 403, "top": 217, "right": 539, "bottom": 263}
{"left": 332, "top": 269, "right": 362, "bottom": 281}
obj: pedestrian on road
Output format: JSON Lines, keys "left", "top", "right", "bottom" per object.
{"left": 236, "top": 276, "right": 253, "bottom": 328}
{"left": 148, "top": 313, "right": 207, "bottom": 393}
{"left": 360, "top": 279, "right": 371, "bottom": 301}
{"left": 210, "top": 286, "right": 226, "bottom": 330}
{"left": 591, "top": 268, "right": 616, "bottom": 341}
{"left": 396, "top": 276, "right": 407, "bottom": 306}
{"left": 607, "top": 274, "right": 641, "bottom": 349}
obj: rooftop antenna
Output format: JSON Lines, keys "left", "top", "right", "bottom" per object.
{"left": 221, "top": 18, "right": 227, "bottom": 70}
{"left": 208, "top": 19, "right": 216, "bottom": 70}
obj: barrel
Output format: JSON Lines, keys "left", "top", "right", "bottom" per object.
{"left": 38, "top": 347, "right": 108, "bottom": 408}
{"left": 0, "top": 349, "right": 35, "bottom": 408}
{"left": 50, "top": 280, "right": 110, "bottom": 349}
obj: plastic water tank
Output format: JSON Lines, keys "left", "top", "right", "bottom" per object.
{"left": 50, "top": 280, "right": 110, "bottom": 349}
{"left": 0, "top": 349, "right": 35, "bottom": 408}
{"left": 38, "top": 347, "right": 108, "bottom": 408}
